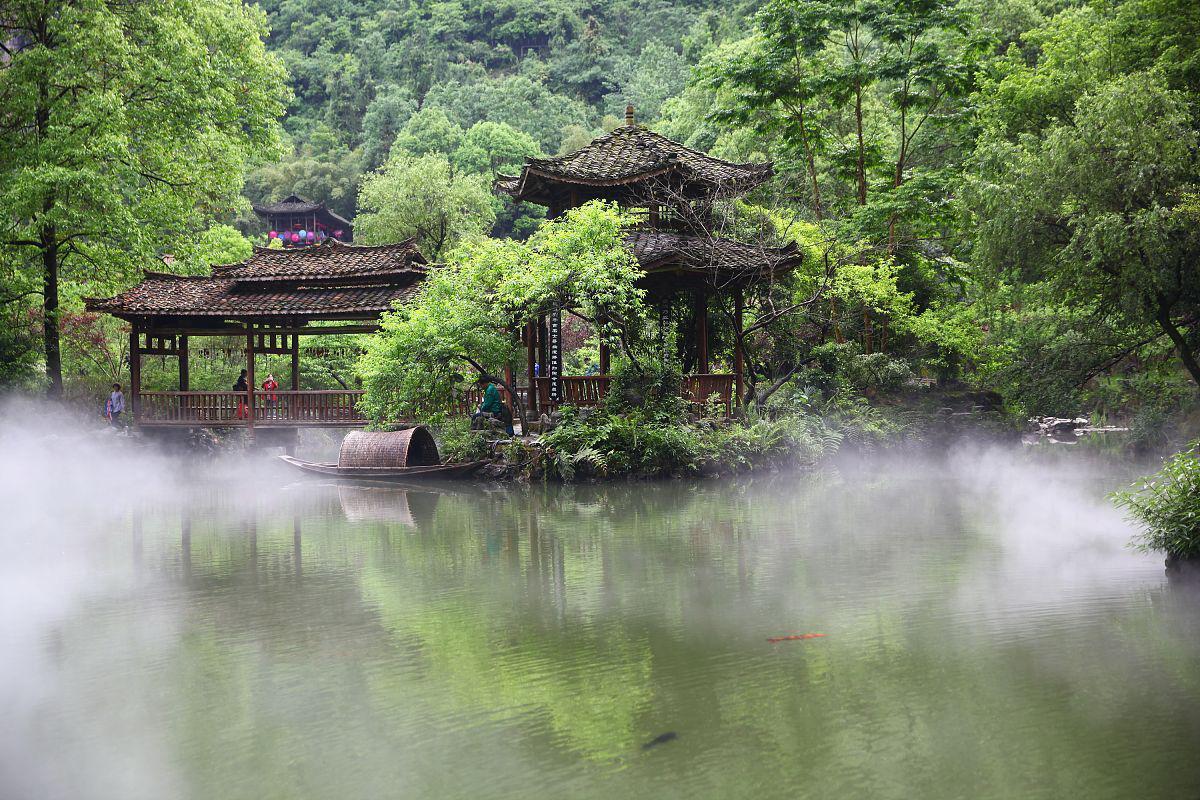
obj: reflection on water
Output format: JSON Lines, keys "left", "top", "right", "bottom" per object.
{"left": 3, "top": 451, "right": 1200, "bottom": 800}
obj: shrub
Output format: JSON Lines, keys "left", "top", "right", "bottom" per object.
{"left": 604, "top": 360, "right": 684, "bottom": 416}
{"left": 1112, "top": 441, "right": 1200, "bottom": 560}
{"left": 434, "top": 419, "right": 491, "bottom": 463}
{"left": 540, "top": 405, "right": 704, "bottom": 479}
{"left": 844, "top": 352, "right": 914, "bottom": 395}
{"left": 1127, "top": 406, "right": 1172, "bottom": 453}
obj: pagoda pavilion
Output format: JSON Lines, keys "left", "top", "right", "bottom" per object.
{"left": 85, "top": 239, "right": 425, "bottom": 435}
{"left": 495, "top": 106, "right": 802, "bottom": 416}
{"left": 253, "top": 194, "right": 353, "bottom": 246}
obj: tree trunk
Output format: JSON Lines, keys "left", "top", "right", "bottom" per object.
{"left": 854, "top": 82, "right": 867, "bottom": 207}
{"left": 796, "top": 107, "right": 823, "bottom": 219}
{"left": 41, "top": 223, "right": 62, "bottom": 398}
{"left": 1156, "top": 300, "right": 1200, "bottom": 389}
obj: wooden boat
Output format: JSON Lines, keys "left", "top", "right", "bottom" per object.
{"left": 278, "top": 454, "right": 486, "bottom": 480}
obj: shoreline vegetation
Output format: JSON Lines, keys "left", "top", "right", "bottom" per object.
{"left": 433, "top": 378, "right": 1018, "bottom": 483}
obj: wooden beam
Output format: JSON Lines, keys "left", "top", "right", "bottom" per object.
{"left": 537, "top": 315, "right": 548, "bottom": 378}
{"left": 129, "top": 326, "right": 141, "bottom": 421}
{"left": 246, "top": 332, "right": 256, "bottom": 437}
{"left": 290, "top": 335, "right": 300, "bottom": 391}
{"left": 139, "top": 324, "right": 381, "bottom": 338}
{"left": 734, "top": 289, "right": 744, "bottom": 414}
{"left": 179, "top": 335, "right": 189, "bottom": 392}
{"left": 525, "top": 321, "right": 537, "bottom": 415}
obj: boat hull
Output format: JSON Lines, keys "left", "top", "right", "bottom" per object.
{"left": 278, "top": 455, "right": 486, "bottom": 480}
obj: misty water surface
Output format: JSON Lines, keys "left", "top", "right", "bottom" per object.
{"left": 1, "top": 414, "right": 1199, "bottom": 799}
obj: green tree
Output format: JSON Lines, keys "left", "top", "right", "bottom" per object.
{"left": 969, "top": 72, "right": 1200, "bottom": 390}
{"left": 172, "top": 225, "right": 256, "bottom": 275}
{"left": 0, "top": 0, "right": 287, "bottom": 396}
{"left": 452, "top": 121, "right": 542, "bottom": 176}
{"left": 355, "top": 153, "right": 496, "bottom": 260}
{"left": 357, "top": 202, "right": 647, "bottom": 427}
{"left": 391, "top": 107, "right": 466, "bottom": 159}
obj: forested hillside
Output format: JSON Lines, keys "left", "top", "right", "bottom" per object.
{"left": 245, "top": 0, "right": 746, "bottom": 222}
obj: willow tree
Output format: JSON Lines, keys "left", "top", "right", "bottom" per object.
{"left": 357, "top": 202, "right": 648, "bottom": 428}
{"left": 0, "top": 0, "right": 287, "bottom": 397}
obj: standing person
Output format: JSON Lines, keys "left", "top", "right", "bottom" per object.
{"left": 262, "top": 373, "right": 279, "bottom": 418}
{"left": 108, "top": 383, "right": 125, "bottom": 427}
{"left": 234, "top": 369, "right": 249, "bottom": 419}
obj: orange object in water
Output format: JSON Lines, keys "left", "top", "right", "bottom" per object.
{"left": 766, "top": 633, "right": 826, "bottom": 643}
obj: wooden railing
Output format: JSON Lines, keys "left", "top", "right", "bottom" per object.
{"left": 252, "top": 390, "right": 366, "bottom": 424}
{"left": 531, "top": 374, "right": 732, "bottom": 416}
{"left": 136, "top": 376, "right": 734, "bottom": 427}
{"left": 532, "top": 376, "right": 611, "bottom": 408}
{"left": 137, "top": 390, "right": 366, "bottom": 426}
{"left": 681, "top": 374, "right": 734, "bottom": 417}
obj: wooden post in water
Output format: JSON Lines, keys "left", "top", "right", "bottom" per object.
{"left": 293, "top": 516, "right": 302, "bottom": 578}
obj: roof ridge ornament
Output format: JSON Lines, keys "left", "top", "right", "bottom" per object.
{"left": 625, "top": 104, "right": 635, "bottom": 127}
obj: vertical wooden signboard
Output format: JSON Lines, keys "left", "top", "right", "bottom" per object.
{"left": 549, "top": 305, "right": 563, "bottom": 404}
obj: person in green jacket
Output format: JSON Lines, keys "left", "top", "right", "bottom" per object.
{"left": 473, "top": 376, "right": 514, "bottom": 435}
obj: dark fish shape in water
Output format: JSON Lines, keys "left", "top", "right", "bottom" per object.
{"left": 766, "top": 633, "right": 826, "bottom": 643}
{"left": 642, "top": 732, "right": 678, "bottom": 750}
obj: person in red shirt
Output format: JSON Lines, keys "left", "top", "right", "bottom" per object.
{"left": 262, "top": 373, "right": 279, "bottom": 418}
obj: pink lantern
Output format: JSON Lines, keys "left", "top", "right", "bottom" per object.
{"left": 333, "top": 229, "right": 344, "bottom": 239}
{"left": 268, "top": 230, "right": 277, "bottom": 239}
{"left": 290, "top": 232, "right": 300, "bottom": 243}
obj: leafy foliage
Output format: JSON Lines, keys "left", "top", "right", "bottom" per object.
{"left": 357, "top": 202, "right": 646, "bottom": 423}
{"left": 0, "top": 0, "right": 287, "bottom": 394}
{"left": 355, "top": 153, "right": 497, "bottom": 260}
{"left": 1113, "top": 442, "right": 1200, "bottom": 559}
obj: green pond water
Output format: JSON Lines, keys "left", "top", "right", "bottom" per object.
{"left": 2, "top": 448, "right": 1200, "bottom": 799}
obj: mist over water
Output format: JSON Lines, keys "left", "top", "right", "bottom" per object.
{"left": 2, "top": 401, "right": 1199, "bottom": 800}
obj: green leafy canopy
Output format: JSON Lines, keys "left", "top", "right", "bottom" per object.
{"left": 356, "top": 202, "right": 647, "bottom": 423}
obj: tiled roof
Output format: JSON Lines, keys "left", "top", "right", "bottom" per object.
{"left": 211, "top": 239, "right": 426, "bottom": 282}
{"left": 85, "top": 272, "right": 420, "bottom": 319}
{"left": 251, "top": 194, "right": 353, "bottom": 227}
{"left": 253, "top": 194, "right": 322, "bottom": 214}
{"left": 626, "top": 229, "right": 802, "bottom": 275}
{"left": 496, "top": 125, "right": 772, "bottom": 201}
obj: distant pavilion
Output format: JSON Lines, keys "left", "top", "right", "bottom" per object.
{"left": 253, "top": 194, "right": 353, "bottom": 246}
{"left": 85, "top": 240, "right": 425, "bottom": 435}
{"left": 496, "top": 106, "right": 802, "bottom": 415}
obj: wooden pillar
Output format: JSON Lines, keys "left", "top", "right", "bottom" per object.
{"left": 536, "top": 315, "right": 548, "bottom": 378}
{"left": 599, "top": 340, "right": 610, "bottom": 375}
{"left": 290, "top": 334, "right": 300, "bottom": 390}
{"left": 525, "top": 322, "right": 538, "bottom": 415}
{"left": 178, "top": 335, "right": 189, "bottom": 391}
{"left": 734, "top": 289, "right": 744, "bottom": 415}
{"left": 129, "top": 327, "right": 141, "bottom": 421}
{"left": 694, "top": 291, "right": 709, "bottom": 374}
{"left": 658, "top": 301, "right": 671, "bottom": 364}
{"left": 246, "top": 329, "right": 255, "bottom": 436}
